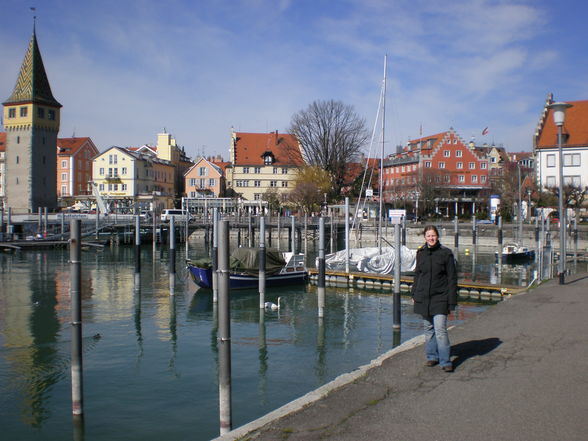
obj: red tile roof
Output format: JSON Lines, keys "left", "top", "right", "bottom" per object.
{"left": 536, "top": 99, "right": 588, "bottom": 148}
{"left": 0, "top": 131, "right": 5, "bottom": 152}
{"left": 233, "top": 131, "right": 303, "bottom": 166}
{"left": 57, "top": 137, "right": 93, "bottom": 155}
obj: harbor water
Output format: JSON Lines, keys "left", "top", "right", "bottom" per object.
{"left": 1, "top": 237, "right": 579, "bottom": 441}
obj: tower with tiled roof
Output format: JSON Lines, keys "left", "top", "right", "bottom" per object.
{"left": 2, "top": 27, "right": 61, "bottom": 212}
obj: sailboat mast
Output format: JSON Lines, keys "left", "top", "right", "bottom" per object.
{"left": 378, "top": 55, "right": 387, "bottom": 252}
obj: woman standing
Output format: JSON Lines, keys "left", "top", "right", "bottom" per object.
{"left": 411, "top": 225, "right": 457, "bottom": 372}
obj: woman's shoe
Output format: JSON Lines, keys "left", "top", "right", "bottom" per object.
{"left": 425, "top": 360, "right": 439, "bottom": 367}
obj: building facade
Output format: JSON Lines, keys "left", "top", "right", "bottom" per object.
{"left": 227, "top": 130, "right": 304, "bottom": 201}
{"left": 383, "top": 129, "right": 491, "bottom": 216}
{"left": 184, "top": 157, "right": 225, "bottom": 198}
{"left": 2, "top": 29, "right": 61, "bottom": 213}
{"left": 57, "top": 137, "right": 99, "bottom": 199}
{"left": 534, "top": 94, "right": 588, "bottom": 195}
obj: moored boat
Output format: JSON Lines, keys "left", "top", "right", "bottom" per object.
{"left": 496, "top": 243, "right": 535, "bottom": 263}
{"left": 187, "top": 248, "right": 308, "bottom": 290}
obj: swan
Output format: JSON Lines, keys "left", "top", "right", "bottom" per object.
{"left": 264, "top": 297, "right": 282, "bottom": 311}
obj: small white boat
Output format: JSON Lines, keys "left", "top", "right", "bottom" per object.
{"left": 496, "top": 243, "right": 535, "bottom": 263}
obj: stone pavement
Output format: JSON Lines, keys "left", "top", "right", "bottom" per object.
{"left": 214, "top": 273, "right": 588, "bottom": 441}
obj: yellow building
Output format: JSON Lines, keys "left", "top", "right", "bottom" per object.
{"left": 227, "top": 130, "right": 304, "bottom": 201}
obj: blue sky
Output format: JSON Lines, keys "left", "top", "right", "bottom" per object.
{"left": 1, "top": 0, "right": 587, "bottom": 159}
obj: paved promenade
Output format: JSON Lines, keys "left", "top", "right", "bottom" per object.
{"left": 215, "top": 273, "right": 588, "bottom": 441}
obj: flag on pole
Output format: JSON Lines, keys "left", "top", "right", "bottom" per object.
{"left": 482, "top": 127, "right": 489, "bottom": 136}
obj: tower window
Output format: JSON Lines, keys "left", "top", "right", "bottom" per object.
{"left": 16, "top": 156, "right": 19, "bottom": 164}
{"left": 20, "top": 107, "right": 28, "bottom": 117}
{"left": 37, "top": 108, "right": 45, "bottom": 118}
{"left": 48, "top": 110, "right": 55, "bottom": 120}
{"left": 8, "top": 108, "right": 16, "bottom": 118}
{"left": 17, "top": 136, "right": 20, "bottom": 144}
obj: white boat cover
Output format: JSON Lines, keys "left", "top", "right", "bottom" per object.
{"left": 321, "top": 246, "right": 417, "bottom": 274}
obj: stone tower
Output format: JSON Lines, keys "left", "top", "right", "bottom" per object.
{"left": 2, "top": 28, "right": 61, "bottom": 213}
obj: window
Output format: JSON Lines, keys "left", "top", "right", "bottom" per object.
{"left": 190, "top": 191, "right": 196, "bottom": 198}
{"left": 481, "top": 162, "right": 487, "bottom": 169}
{"left": 264, "top": 156, "right": 273, "bottom": 165}
{"left": 254, "top": 167, "right": 261, "bottom": 174}
{"left": 243, "top": 167, "right": 250, "bottom": 174}
{"left": 456, "top": 150, "right": 462, "bottom": 157}
{"left": 481, "top": 175, "right": 487, "bottom": 183}
{"left": 401, "top": 166, "right": 405, "bottom": 172}
{"left": 190, "top": 178, "right": 196, "bottom": 186}
{"left": 61, "top": 160, "right": 67, "bottom": 168}
{"left": 439, "top": 162, "right": 446, "bottom": 169}
{"left": 444, "top": 175, "right": 450, "bottom": 182}
{"left": 200, "top": 178, "right": 205, "bottom": 188}
{"left": 458, "top": 175, "right": 465, "bottom": 183}
{"left": 546, "top": 154, "right": 556, "bottom": 168}
{"left": 273, "top": 167, "right": 278, "bottom": 174}
{"left": 457, "top": 162, "right": 463, "bottom": 169}
{"left": 122, "top": 167, "right": 127, "bottom": 175}
{"left": 61, "top": 185, "right": 67, "bottom": 195}
{"left": 16, "top": 156, "right": 19, "bottom": 164}
{"left": 199, "top": 167, "right": 208, "bottom": 176}
{"left": 48, "top": 110, "right": 56, "bottom": 120}
{"left": 282, "top": 168, "right": 288, "bottom": 174}
{"left": 209, "top": 178, "right": 215, "bottom": 186}
{"left": 99, "top": 184, "right": 105, "bottom": 191}
{"left": 563, "top": 176, "right": 581, "bottom": 186}
{"left": 281, "top": 181, "right": 288, "bottom": 187}
{"left": 37, "top": 107, "right": 45, "bottom": 118}
{"left": 122, "top": 184, "right": 127, "bottom": 191}
{"left": 113, "top": 184, "right": 118, "bottom": 191}
{"left": 254, "top": 193, "right": 261, "bottom": 200}
{"left": 270, "top": 180, "right": 277, "bottom": 187}
{"left": 563, "top": 153, "right": 581, "bottom": 167}
{"left": 20, "top": 107, "right": 28, "bottom": 117}
{"left": 109, "top": 154, "right": 117, "bottom": 164}
{"left": 108, "top": 184, "right": 112, "bottom": 191}
{"left": 444, "top": 150, "right": 450, "bottom": 157}
{"left": 425, "top": 161, "right": 431, "bottom": 168}
{"left": 8, "top": 108, "right": 16, "bottom": 118}
{"left": 61, "top": 173, "right": 67, "bottom": 180}
{"left": 472, "top": 175, "right": 478, "bottom": 183}
{"left": 469, "top": 162, "right": 475, "bottom": 169}
{"left": 254, "top": 180, "right": 261, "bottom": 187}
{"left": 546, "top": 176, "right": 556, "bottom": 187}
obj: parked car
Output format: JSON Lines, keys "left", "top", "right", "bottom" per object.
{"left": 160, "top": 209, "right": 190, "bottom": 222}
{"left": 476, "top": 219, "right": 493, "bottom": 224}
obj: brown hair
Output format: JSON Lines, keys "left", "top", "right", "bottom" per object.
{"left": 423, "top": 225, "right": 439, "bottom": 236}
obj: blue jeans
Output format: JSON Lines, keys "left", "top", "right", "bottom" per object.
{"left": 423, "top": 314, "right": 451, "bottom": 367}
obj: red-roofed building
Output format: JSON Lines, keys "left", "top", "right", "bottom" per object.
{"left": 534, "top": 94, "right": 588, "bottom": 193}
{"left": 57, "top": 137, "right": 99, "bottom": 199}
{"left": 383, "top": 128, "right": 490, "bottom": 217}
{"left": 227, "top": 130, "right": 303, "bottom": 201}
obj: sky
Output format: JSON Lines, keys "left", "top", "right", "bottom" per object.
{"left": 1, "top": 0, "right": 588, "bottom": 160}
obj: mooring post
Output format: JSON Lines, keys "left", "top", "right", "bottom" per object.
{"left": 498, "top": 216, "right": 503, "bottom": 246}
{"left": 0, "top": 206, "right": 3, "bottom": 239}
{"left": 152, "top": 208, "right": 157, "bottom": 247}
{"left": 304, "top": 214, "right": 308, "bottom": 267}
{"left": 169, "top": 216, "right": 176, "bottom": 291}
{"left": 218, "top": 220, "right": 232, "bottom": 435}
{"left": 345, "top": 197, "right": 350, "bottom": 274}
{"left": 61, "top": 212, "right": 65, "bottom": 240}
{"left": 69, "top": 219, "right": 84, "bottom": 416}
{"left": 393, "top": 222, "right": 401, "bottom": 329}
{"left": 38, "top": 207, "right": 42, "bottom": 234}
{"left": 7, "top": 207, "right": 12, "bottom": 239}
{"left": 291, "top": 215, "right": 296, "bottom": 254}
{"left": 277, "top": 216, "right": 281, "bottom": 251}
{"left": 454, "top": 215, "right": 459, "bottom": 249}
{"left": 44, "top": 207, "right": 48, "bottom": 236}
{"left": 212, "top": 208, "right": 219, "bottom": 303}
{"left": 248, "top": 213, "right": 253, "bottom": 247}
{"left": 471, "top": 215, "right": 476, "bottom": 246}
{"left": 135, "top": 215, "right": 141, "bottom": 275}
{"left": 259, "top": 217, "right": 266, "bottom": 309}
{"left": 185, "top": 204, "right": 189, "bottom": 257}
{"left": 401, "top": 216, "right": 406, "bottom": 246}
{"left": 318, "top": 217, "right": 326, "bottom": 318}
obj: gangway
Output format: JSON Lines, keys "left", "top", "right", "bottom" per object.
{"left": 92, "top": 182, "right": 109, "bottom": 214}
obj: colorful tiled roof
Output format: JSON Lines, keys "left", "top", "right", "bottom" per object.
{"left": 536, "top": 99, "right": 588, "bottom": 148}
{"left": 233, "top": 131, "right": 303, "bottom": 166}
{"left": 3, "top": 30, "right": 61, "bottom": 107}
{"left": 57, "top": 137, "right": 93, "bottom": 155}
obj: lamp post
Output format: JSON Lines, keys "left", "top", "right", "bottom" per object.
{"left": 547, "top": 101, "right": 572, "bottom": 285}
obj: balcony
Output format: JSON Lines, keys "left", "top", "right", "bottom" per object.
{"left": 105, "top": 174, "right": 122, "bottom": 183}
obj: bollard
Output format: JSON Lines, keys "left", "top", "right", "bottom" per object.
{"left": 291, "top": 215, "right": 296, "bottom": 254}
{"left": 218, "top": 220, "right": 232, "bottom": 435}
{"left": 135, "top": 215, "right": 141, "bottom": 274}
{"left": 345, "top": 197, "right": 350, "bottom": 273}
{"left": 259, "top": 217, "right": 266, "bottom": 309}
{"left": 471, "top": 215, "right": 476, "bottom": 246}
{"left": 393, "top": 223, "right": 401, "bottom": 329}
{"left": 212, "top": 208, "right": 219, "bottom": 303}
{"left": 69, "top": 220, "right": 84, "bottom": 416}
{"left": 277, "top": 216, "right": 281, "bottom": 251}
{"left": 185, "top": 207, "right": 190, "bottom": 256}
{"left": 318, "top": 217, "right": 326, "bottom": 318}
{"left": 454, "top": 216, "right": 459, "bottom": 249}
{"left": 169, "top": 216, "right": 176, "bottom": 291}
{"left": 401, "top": 217, "right": 406, "bottom": 246}
{"left": 498, "top": 216, "right": 503, "bottom": 246}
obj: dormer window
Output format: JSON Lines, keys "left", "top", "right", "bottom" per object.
{"left": 263, "top": 154, "right": 274, "bottom": 165}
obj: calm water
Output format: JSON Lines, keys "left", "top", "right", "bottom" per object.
{"left": 1, "top": 241, "right": 510, "bottom": 441}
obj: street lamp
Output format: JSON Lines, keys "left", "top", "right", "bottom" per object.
{"left": 547, "top": 101, "right": 573, "bottom": 284}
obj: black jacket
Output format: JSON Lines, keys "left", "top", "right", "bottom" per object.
{"left": 411, "top": 241, "right": 457, "bottom": 317}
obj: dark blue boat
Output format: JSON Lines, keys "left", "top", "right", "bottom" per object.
{"left": 496, "top": 243, "right": 535, "bottom": 263}
{"left": 187, "top": 248, "right": 308, "bottom": 290}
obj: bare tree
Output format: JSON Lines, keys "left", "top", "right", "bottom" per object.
{"left": 288, "top": 100, "right": 369, "bottom": 198}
